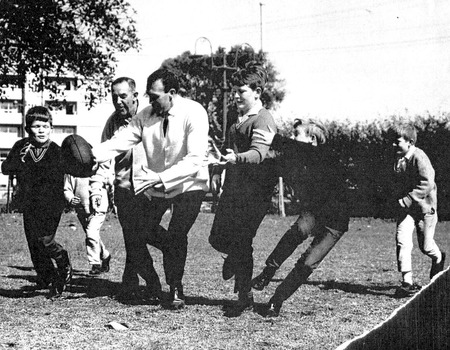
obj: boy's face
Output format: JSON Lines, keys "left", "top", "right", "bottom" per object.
{"left": 233, "top": 84, "right": 260, "bottom": 115}
{"left": 293, "top": 125, "right": 315, "bottom": 145}
{"left": 29, "top": 120, "right": 51, "bottom": 145}
{"left": 393, "top": 136, "right": 412, "bottom": 156}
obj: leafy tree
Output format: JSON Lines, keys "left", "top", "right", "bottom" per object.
{"left": 0, "top": 0, "right": 140, "bottom": 108}
{"left": 160, "top": 45, "right": 285, "bottom": 145}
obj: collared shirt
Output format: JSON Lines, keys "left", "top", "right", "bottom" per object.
{"left": 237, "top": 100, "right": 263, "bottom": 127}
{"left": 93, "top": 95, "right": 210, "bottom": 198}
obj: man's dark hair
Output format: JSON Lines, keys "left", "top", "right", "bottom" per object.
{"left": 111, "top": 77, "right": 136, "bottom": 92}
{"left": 146, "top": 69, "right": 179, "bottom": 94}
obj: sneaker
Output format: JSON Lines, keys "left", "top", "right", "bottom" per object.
{"left": 170, "top": 285, "right": 185, "bottom": 309}
{"left": 430, "top": 252, "right": 446, "bottom": 279}
{"left": 395, "top": 282, "right": 421, "bottom": 298}
{"left": 101, "top": 255, "right": 111, "bottom": 273}
{"left": 89, "top": 264, "right": 104, "bottom": 276}
{"left": 222, "top": 255, "right": 236, "bottom": 281}
{"left": 266, "top": 301, "right": 282, "bottom": 317}
{"left": 251, "top": 268, "right": 276, "bottom": 291}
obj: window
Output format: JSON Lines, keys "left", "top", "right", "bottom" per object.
{"left": 45, "top": 101, "right": 77, "bottom": 115}
{"left": 0, "top": 100, "right": 22, "bottom": 114}
{"left": 53, "top": 126, "right": 76, "bottom": 134}
{"left": 0, "top": 125, "right": 20, "bottom": 136}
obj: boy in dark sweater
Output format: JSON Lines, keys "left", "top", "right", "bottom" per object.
{"left": 209, "top": 63, "right": 278, "bottom": 315}
{"left": 251, "top": 118, "right": 349, "bottom": 317}
{"left": 1, "top": 106, "right": 72, "bottom": 297}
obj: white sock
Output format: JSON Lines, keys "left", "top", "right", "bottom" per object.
{"left": 402, "top": 271, "right": 413, "bottom": 285}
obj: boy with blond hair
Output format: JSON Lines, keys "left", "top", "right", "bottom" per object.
{"left": 251, "top": 118, "right": 349, "bottom": 317}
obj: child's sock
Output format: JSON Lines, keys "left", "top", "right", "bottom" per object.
{"left": 402, "top": 271, "right": 413, "bottom": 285}
{"left": 435, "top": 252, "right": 442, "bottom": 264}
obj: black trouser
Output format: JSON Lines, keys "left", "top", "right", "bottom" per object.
{"left": 209, "top": 185, "right": 272, "bottom": 295}
{"left": 114, "top": 187, "right": 165, "bottom": 292}
{"left": 142, "top": 190, "right": 205, "bottom": 287}
{"left": 22, "top": 206, "right": 66, "bottom": 284}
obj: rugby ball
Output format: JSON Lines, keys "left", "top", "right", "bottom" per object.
{"left": 61, "top": 134, "right": 96, "bottom": 177}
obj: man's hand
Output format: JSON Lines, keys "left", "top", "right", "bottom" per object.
{"left": 70, "top": 196, "right": 81, "bottom": 207}
{"left": 134, "top": 165, "right": 162, "bottom": 194}
{"left": 221, "top": 149, "right": 237, "bottom": 164}
{"left": 252, "top": 126, "right": 276, "bottom": 146}
{"left": 91, "top": 194, "right": 102, "bottom": 213}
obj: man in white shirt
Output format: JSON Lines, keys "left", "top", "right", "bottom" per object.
{"left": 93, "top": 69, "right": 209, "bottom": 309}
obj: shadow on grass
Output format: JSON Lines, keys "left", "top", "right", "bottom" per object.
{"left": 1, "top": 265, "right": 121, "bottom": 300}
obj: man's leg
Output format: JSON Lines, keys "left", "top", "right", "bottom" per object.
{"left": 164, "top": 190, "right": 205, "bottom": 308}
{"left": 115, "top": 188, "right": 164, "bottom": 299}
{"left": 267, "top": 226, "right": 345, "bottom": 316}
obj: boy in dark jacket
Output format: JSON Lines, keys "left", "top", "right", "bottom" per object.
{"left": 251, "top": 118, "right": 349, "bottom": 317}
{"left": 1, "top": 106, "right": 72, "bottom": 297}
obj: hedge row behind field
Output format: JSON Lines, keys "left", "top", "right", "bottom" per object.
{"left": 276, "top": 113, "right": 450, "bottom": 220}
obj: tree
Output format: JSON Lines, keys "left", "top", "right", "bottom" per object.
{"left": 0, "top": 0, "right": 140, "bottom": 108}
{"left": 160, "top": 45, "right": 285, "bottom": 145}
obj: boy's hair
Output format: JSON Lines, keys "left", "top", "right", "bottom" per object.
{"left": 293, "top": 118, "right": 328, "bottom": 145}
{"left": 390, "top": 124, "right": 417, "bottom": 144}
{"left": 111, "top": 77, "right": 136, "bottom": 92}
{"left": 146, "top": 69, "right": 179, "bottom": 94}
{"left": 25, "top": 106, "right": 53, "bottom": 130}
{"left": 231, "top": 62, "right": 267, "bottom": 91}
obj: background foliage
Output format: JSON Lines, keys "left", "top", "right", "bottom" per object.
{"left": 277, "top": 113, "right": 450, "bottom": 219}
{"left": 160, "top": 45, "right": 285, "bottom": 145}
{"left": 0, "top": 0, "right": 140, "bottom": 107}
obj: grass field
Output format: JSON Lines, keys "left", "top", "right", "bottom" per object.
{"left": 1, "top": 211, "right": 449, "bottom": 350}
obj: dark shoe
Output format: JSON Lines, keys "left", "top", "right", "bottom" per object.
{"left": 170, "top": 285, "right": 185, "bottom": 309}
{"left": 35, "top": 276, "right": 51, "bottom": 289}
{"left": 89, "top": 264, "right": 104, "bottom": 276}
{"left": 395, "top": 282, "right": 421, "bottom": 298}
{"left": 430, "top": 252, "right": 446, "bottom": 279}
{"left": 251, "top": 267, "right": 276, "bottom": 291}
{"left": 222, "top": 255, "right": 236, "bottom": 281}
{"left": 101, "top": 255, "right": 111, "bottom": 273}
{"left": 224, "top": 293, "right": 254, "bottom": 317}
{"left": 48, "top": 283, "right": 62, "bottom": 299}
{"left": 145, "top": 287, "right": 162, "bottom": 305}
{"left": 266, "top": 301, "right": 282, "bottom": 317}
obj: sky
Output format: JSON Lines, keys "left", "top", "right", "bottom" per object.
{"left": 107, "top": 0, "right": 450, "bottom": 122}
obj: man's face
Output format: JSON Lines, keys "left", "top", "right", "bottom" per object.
{"left": 28, "top": 120, "right": 51, "bottom": 145}
{"left": 233, "top": 84, "right": 260, "bottom": 115}
{"left": 393, "top": 137, "right": 411, "bottom": 156}
{"left": 147, "top": 79, "right": 173, "bottom": 115}
{"left": 111, "top": 81, "right": 137, "bottom": 118}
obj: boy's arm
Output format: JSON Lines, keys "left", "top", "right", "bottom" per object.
{"left": 63, "top": 174, "right": 76, "bottom": 204}
{"left": 235, "top": 112, "right": 277, "bottom": 164}
{"left": 401, "top": 153, "right": 435, "bottom": 208}
{"left": 1, "top": 140, "right": 27, "bottom": 174}
{"left": 271, "top": 133, "right": 314, "bottom": 155}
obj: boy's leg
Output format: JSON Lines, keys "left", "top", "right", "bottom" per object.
{"left": 23, "top": 210, "right": 56, "bottom": 286}
{"left": 84, "top": 212, "right": 109, "bottom": 274}
{"left": 252, "top": 212, "right": 315, "bottom": 290}
{"left": 267, "top": 226, "right": 345, "bottom": 316}
{"left": 415, "top": 210, "right": 445, "bottom": 279}
{"left": 396, "top": 213, "right": 415, "bottom": 283}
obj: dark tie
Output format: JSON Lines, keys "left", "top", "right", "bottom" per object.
{"left": 163, "top": 117, "right": 169, "bottom": 136}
